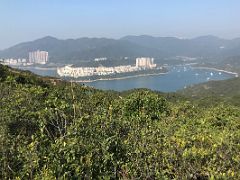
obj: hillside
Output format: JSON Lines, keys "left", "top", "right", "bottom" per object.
{"left": 179, "top": 77, "right": 240, "bottom": 106}
{"left": 219, "top": 56, "right": 240, "bottom": 73}
{"left": 1, "top": 35, "right": 240, "bottom": 64}
{"left": 122, "top": 35, "right": 240, "bottom": 58}
{"left": 0, "top": 36, "right": 162, "bottom": 63}
{"left": 1, "top": 64, "right": 240, "bottom": 179}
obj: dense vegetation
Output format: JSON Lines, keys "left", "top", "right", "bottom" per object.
{"left": 1, "top": 64, "right": 240, "bottom": 179}
{"left": 179, "top": 77, "right": 240, "bottom": 106}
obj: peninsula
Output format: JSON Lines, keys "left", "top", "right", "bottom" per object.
{"left": 57, "top": 57, "right": 167, "bottom": 81}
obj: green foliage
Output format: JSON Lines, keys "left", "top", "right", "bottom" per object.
{"left": 1, "top": 65, "right": 240, "bottom": 179}
{"left": 179, "top": 77, "right": 240, "bottom": 106}
{"left": 0, "top": 64, "right": 8, "bottom": 81}
{"left": 122, "top": 90, "right": 168, "bottom": 120}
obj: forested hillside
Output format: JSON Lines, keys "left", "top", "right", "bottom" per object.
{"left": 1, "top": 64, "right": 240, "bottom": 179}
{"left": 179, "top": 77, "right": 240, "bottom": 106}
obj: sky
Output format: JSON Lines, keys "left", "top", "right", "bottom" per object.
{"left": 1, "top": 0, "right": 240, "bottom": 49}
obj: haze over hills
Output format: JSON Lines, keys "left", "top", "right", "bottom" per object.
{"left": 1, "top": 35, "right": 240, "bottom": 64}
{"left": 0, "top": 36, "right": 162, "bottom": 63}
{"left": 122, "top": 35, "right": 240, "bottom": 57}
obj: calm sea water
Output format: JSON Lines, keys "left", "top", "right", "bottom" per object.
{"left": 85, "top": 66, "right": 235, "bottom": 92}
{"left": 19, "top": 65, "right": 235, "bottom": 92}
{"left": 19, "top": 67, "right": 58, "bottom": 77}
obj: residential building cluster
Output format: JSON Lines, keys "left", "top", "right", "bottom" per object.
{"left": 57, "top": 57, "right": 158, "bottom": 78}
{"left": 94, "top": 57, "right": 107, "bottom": 62}
{"left": 0, "top": 58, "right": 29, "bottom": 66}
{"left": 0, "top": 50, "right": 49, "bottom": 66}
{"left": 136, "top": 57, "right": 156, "bottom": 68}
{"left": 29, "top": 50, "right": 48, "bottom": 64}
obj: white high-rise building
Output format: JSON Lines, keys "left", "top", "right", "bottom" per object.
{"left": 29, "top": 50, "right": 48, "bottom": 64}
{"left": 136, "top": 57, "right": 156, "bottom": 68}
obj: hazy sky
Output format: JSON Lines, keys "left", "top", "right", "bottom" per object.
{"left": 1, "top": 0, "right": 240, "bottom": 49}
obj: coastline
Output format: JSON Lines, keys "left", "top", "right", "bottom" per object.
{"left": 9, "top": 65, "right": 58, "bottom": 71}
{"left": 73, "top": 72, "right": 168, "bottom": 83}
{"left": 61, "top": 65, "right": 239, "bottom": 83}
{"left": 22, "top": 66, "right": 57, "bottom": 70}
{"left": 192, "top": 66, "right": 239, "bottom": 76}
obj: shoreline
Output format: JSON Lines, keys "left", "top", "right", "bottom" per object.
{"left": 192, "top": 66, "right": 239, "bottom": 76}
{"left": 9, "top": 65, "right": 58, "bottom": 71}
{"left": 76, "top": 65, "right": 239, "bottom": 83}
{"left": 21, "top": 66, "right": 57, "bottom": 70}
{"left": 73, "top": 72, "right": 168, "bottom": 83}
{"left": 13, "top": 64, "right": 239, "bottom": 83}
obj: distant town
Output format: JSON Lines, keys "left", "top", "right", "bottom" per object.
{"left": 0, "top": 51, "right": 165, "bottom": 79}
{"left": 0, "top": 50, "right": 49, "bottom": 66}
{"left": 57, "top": 57, "right": 163, "bottom": 78}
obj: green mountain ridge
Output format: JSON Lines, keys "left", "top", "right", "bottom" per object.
{"left": 0, "top": 36, "right": 163, "bottom": 63}
{"left": 1, "top": 35, "right": 240, "bottom": 63}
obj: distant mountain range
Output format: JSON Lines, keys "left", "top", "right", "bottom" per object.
{"left": 1, "top": 35, "right": 240, "bottom": 63}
